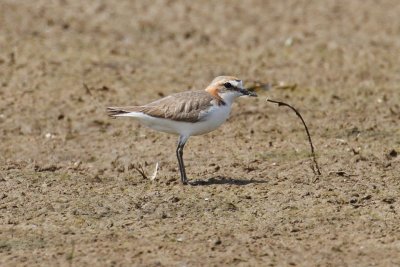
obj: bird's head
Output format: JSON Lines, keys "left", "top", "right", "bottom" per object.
{"left": 205, "top": 76, "right": 257, "bottom": 104}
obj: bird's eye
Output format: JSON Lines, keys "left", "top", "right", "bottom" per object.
{"left": 224, "top": 82, "right": 233, "bottom": 88}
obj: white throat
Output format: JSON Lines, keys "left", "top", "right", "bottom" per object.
{"left": 219, "top": 91, "right": 243, "bottom": 105}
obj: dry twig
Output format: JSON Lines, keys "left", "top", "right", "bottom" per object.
{"left": 150, "top": 162, "right": 159, "bottom": 181}
{"left": 83, "top": 83, "right": 93, "bottom": 96}
{"left": 132, "top": 163, "right": 148, "bottom": 180}
{"left": 131, "top": 163, "right": 159, "bottom": 181}
{"left": 267, "top": 99, "right": 322, "bottom": 177}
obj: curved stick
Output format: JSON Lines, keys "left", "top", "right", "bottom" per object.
{"left": 267, "top": 99, "right": 322, "bottom": 176}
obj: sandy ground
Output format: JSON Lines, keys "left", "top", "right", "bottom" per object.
{"left": 1, "top": 0, "right": 400, "bottom": 266}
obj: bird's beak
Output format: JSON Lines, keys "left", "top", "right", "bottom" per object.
{"left": 239, "top": 88, "right": 257, "bottom": 97}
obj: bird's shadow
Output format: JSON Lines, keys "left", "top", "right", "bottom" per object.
{"left": 189, "top": 176, "right": 268, "bottom": 186}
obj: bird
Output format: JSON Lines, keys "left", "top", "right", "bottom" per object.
{"left": 107, "top": 76, "right": 257, "bottom": 185}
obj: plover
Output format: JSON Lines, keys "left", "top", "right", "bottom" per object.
{"left": 107, "top": 76, "right": 257, "bottom": 185}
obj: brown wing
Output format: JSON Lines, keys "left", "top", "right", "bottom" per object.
{"left": 108, "top": 90, "right": 215, "bottom": 123}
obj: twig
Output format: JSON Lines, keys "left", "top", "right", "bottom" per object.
{"left": 131, "top": 163, "right": 159, "bottom": 181}
{"left": 150, "top": 162, "right": 159, "bottom": 181}
{"left": 132, "top": 163, "right": 148, "bottom": 180}
{"left": 83, "top": 83, "right": 93, "bottom": 96}
{"left": 267, "top": 99, "right": 322, "bottom": 177}
{"left": 246, "top": 81, "right": 272, "bottom": 92}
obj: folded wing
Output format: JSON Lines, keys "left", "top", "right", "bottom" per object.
{"left": 107, "top": 90, "right": 215, "bottom": 123}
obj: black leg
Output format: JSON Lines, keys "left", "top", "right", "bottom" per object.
{"left": 176, "top": 136, "right": 188, "bottom": 185}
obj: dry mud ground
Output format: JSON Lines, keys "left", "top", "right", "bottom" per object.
{"left": 1, "top": 1, "right": 400, "bottom": 266}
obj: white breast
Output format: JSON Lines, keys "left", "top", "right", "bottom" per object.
{"left": 188, "top": 103, "right": 232, "bottom": 136}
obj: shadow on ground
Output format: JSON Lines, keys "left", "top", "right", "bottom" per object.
{"left": 190, "top": 176, "right": 269, "bottom": 186}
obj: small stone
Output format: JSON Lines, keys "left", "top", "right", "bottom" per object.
{"left": 214, "top": 238, "right": 222, "bottom": 245}
{"left": 388, "top": 149, "right": 397, "bottom": 158}
{"left": 382, "top": 197, "right": 395, "bottom": 204}
{"left": 170, "top": 196, "right": 180, "bottom": 203}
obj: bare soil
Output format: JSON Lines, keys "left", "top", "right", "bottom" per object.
{"left": 1, "top": 1, "right": 400, "bottom": 266}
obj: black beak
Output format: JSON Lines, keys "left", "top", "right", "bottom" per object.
{"left": 239, "top": 88, "right": 257, "bottom": 97}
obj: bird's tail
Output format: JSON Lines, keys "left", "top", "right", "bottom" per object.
{"left": 107, "top": 106, "right": 140, "bottom": 117}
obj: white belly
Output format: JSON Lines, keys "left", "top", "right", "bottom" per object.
{"left": 123, "top": 104, "right": 232, "bottom": 137}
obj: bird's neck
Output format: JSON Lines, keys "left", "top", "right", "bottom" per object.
{"left": 205, "top": 86, "right": 239, "bottom": 106}
{"left": 219, "top": 92, "right": 240, "bottom": 105}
